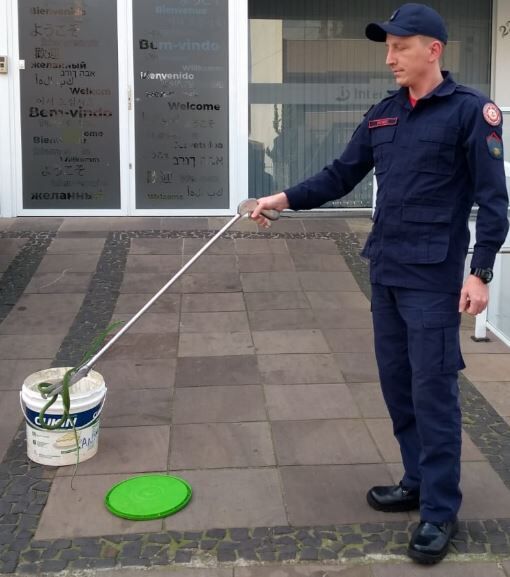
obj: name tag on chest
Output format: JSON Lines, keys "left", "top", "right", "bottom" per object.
{"left": 369, "top": 118, "right": 399, "bottom": 129}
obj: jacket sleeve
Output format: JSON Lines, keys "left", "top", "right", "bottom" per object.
{"left": 464, "top": 99, "right": 509, "bottom": 269}
{"left": 283, "top": 114, "right": 374, "bottom": 211}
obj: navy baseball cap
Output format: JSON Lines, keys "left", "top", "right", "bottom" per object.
{"left": 365, "top": 3, "right": 448, "bottom": 44}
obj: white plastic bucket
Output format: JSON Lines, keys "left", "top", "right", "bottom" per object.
{"left": 20, "top": 367, "right": 107, "bottom": 466}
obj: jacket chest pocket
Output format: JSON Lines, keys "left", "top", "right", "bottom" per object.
{"left": 371, "top": 126, "right": 397, "bottom": 174}
{"left": 416, "top": 125, "right": 458, "bottom": 175}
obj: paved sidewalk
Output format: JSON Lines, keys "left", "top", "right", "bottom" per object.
{"left": 1, "top": 215, "right": 510, "bottom": 575}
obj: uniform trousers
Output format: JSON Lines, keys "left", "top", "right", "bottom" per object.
{"left": 370, "top": 283, "right": 465, "bottom": 523}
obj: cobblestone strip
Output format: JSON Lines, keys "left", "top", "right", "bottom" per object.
{"left": 2, "top": 229, "right": 510, "bottom": 573}
{"left": 0, "top": 232, "right": 56, "bottom": 324}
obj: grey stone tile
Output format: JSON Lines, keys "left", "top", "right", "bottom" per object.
{"left": 181, "top": 292, "right": 245, "bottom": 312}
{"left": 0, "top": 334, "right": 63, "bottom": 359}
{"left": 184, "top": 254, "right": 239, "bottom": 274}
{"left": 35, "top": 253, "right": 100, "bottom": 273}
{"left": 47, "top": 237, "right": 106, "bottom": 254}
{"left": 323, "top": 329, "right": 375, "bottom": 353}
{"left": 160, "top": 217, "right": 209, "bottom": 230}
{"left": 169, "top": 422, "right": 275, "bottom": 469}
{"left": 459, "top": 461, "right": 510, "bottom": 519}
{"left": 298, "top": 271, "right": 360, "bottom": 292}
{"left": 96, "top": 358, "right": 176, "bottom": 390}
{"left": 111, "top": 313, "right": 179, "bottom": 333}
{"left": 172, "top": 385, "right": 266, "bottom": 423}
{"left": 175, "top": 355, "right": 260, "bottom": 387}
{"left": 258, "top": 354, "right": 344, "bottom": 385}
{"left": 460, "top": 330, "right": 510, "bottom": 354}
{"left": 272, "top": 419, "right": 381, "bottom": 465}
{"left": 302, "top": 218, "right": 351, "bottom": 233}
{"left": 113, "top": 293, "right": 180, "bottom": 314}
{"left": 248, "top": 309, "right": 318, "bottom": 331}
{"left": 120, "top": 273, "right": 179, "bottom": 293}
{"left": 236, "top": 567, "right": 372, "bottom": 577}
{"left": 124, "top": 254, "right": 183, "bottom": 273}
{"left": 105, "top": 333, "right": 178, "bottom": 359}
{"left": 25, "top": 272, "right": 92, "bottom": 293}
{"left": 260, "top": 219, "right": 305, "bottom": 233}
{"left": 0, "top": 359, "right": 53, "bottom": 391}
{"left": 365, "top": 419, "right": 401, "bottom": 463}
{"left": 253, "top": 329, "right": 330, "bottom": 354}
{"left": 101, "top": 388, "right": 172, "bottom": 427}
{"left": 180, "top": 272, "right": 242, "bottom": 293}
{"left": 101, "top": 571, "right": 232, "bottom": 577}
{"left": 292, "top": 253, "right": 350, "bottom": 272}
{"left": 244, "top": 291, "right": 310, "bottom": 311}
{"left": 372, "top": 562, "right": 505, "bottom": 577}
{"left": 306, "top": 291, "right": 369, "bottom": 310}
{"left": 238, "top": 254, "right": 296, "bottom": 274}
{"left": 0, "top": 218, "right": 15, "bottom": 231}
{"left": 178, "top": 332, "right": 254, "bottom": 357}
{"left": 0, "top": 306, "right": 78, "bottom": 335}
{"left": 12, "top": 293, "right": 84, "bottom": 313}
{"left": 471, "top": 380, "right": 510, "bottom": 416}
{"left": 130, "top": 238, "right": 183, "bottom": 254}
{"left": 265, "top": 384, "right": 360, "bottom": 420}
{"left": 164, "top": 468, "right": 286, "bottom": 530}
{"left": 460, "top": 431, "right": 486, "bottom": 461}
{"left": 0, "top": 238, "right": 27, "bottom": 254}
{"left": 241, "top": 272, "right": 301, "bottom": 292}
{"left": 180, "top": 311, "right": 249, "bottom": 333}
{"left": 463, "top": 354, "right": 510, "bottom": 382}
{"left": 0, "top": 390, "right": 24, "bottom": 432}
{"left": 35, "top": 474, "right": 163, "bottom": 539}
{"left": 9, "top": 217, "right": 64, "bottom": 232}
{"left": 334, "top": 353, "right": 380, "bottom": 382}
{"left": 313, "top": 308, "right": 373, "bottom": 329}
{"left": 345, "top": 217, "right": 375, "bottom": 235}
{"left": 347, "top": 383, "right": 388, "bottom": 419}
{"left": 286, "top": 239, "right": 339, "bottom": 254}
{"left": 281, "top": 464, "right": 409, "bottom": 525}
{"left": 235, "top": 238, "right": 288, "bottom": 254}
{"left": 183, "top": 237, "right": 235, "bottom": 255}
{"left": 58, "top": 217, "right": 159, "bottom": 231}
{"left": 209, "top": 216, "right": 258, "bottom": 232}
{"left": 56, "top": 425, "right": 170, "bottom": 476}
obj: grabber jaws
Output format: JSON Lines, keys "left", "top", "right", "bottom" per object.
{"left": 40, "top": 199, "right": 280, "bottom": 398}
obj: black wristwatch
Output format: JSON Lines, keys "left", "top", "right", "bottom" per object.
{"left": 470, "top": 267, "right": 493, "bottom": 284}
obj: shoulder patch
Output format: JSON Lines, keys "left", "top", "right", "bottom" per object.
{"left": 483, "top": 103, "right": 502, "bottom": 127}
{"left": 486, "top": 132, "right": 504, "bottom": 159}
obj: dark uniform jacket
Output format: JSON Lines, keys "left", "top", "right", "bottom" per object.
{"left": 284, "top": 72, "right": 509, "bottom": 293}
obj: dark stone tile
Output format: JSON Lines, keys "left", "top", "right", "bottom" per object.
{"left": 101, "top": 388, "right": 172, "bottom": 427}
{"left": 95, "top": 358, "right": 176, "bottom": 390}
{"left": 175, "top": 355, "right": 261, "bottom": 387}
{"left": 238, "top": 254, "right": 296, "bottom": 273}
{"left": 181, "top": 292, "right": 245, "bottom": 312}
{"left": 286, "top": 239, "right": 339, "bottom": 254}
{"left": 258, "top": 353, "right": 344, "bottom": 385}
{"left": 105, "top": 333, "right": 178, "bottom": 359}
{"left": 292, "top": 253, "right": 349, "bottom": 272}
{"left": 180, "top": 311, "right": 249, "bottom": 333}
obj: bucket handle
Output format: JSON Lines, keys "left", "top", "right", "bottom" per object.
{"left": 19, "top": 391, "right": 107, "bottom": 429}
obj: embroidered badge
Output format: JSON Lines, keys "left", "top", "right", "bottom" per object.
{"left": 486, "top": 132, "right": 504, "bottom": 159}
{"left": 368, "top": 117, "right": 399, "bottom": 129}
{"left": 483, "top": 102, "right": 502, "bottom": 127}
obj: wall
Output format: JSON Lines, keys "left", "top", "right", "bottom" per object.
{"left": 0, "top": 0, "right": 14, "bottom": 216}
{"left": 494, "top": 0, "right": 510, "bottom": 106}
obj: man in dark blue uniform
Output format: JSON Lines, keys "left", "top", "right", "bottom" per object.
{"left": 251, "top": 3, "right": 509, "bottom": 565}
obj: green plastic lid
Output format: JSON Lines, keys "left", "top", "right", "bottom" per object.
{"left": 105, "top": 474, "right": 192, "bottom": 520}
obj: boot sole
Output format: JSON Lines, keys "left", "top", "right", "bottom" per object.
{"left": 366, "top": 490, "right": 420, "bottom": 512}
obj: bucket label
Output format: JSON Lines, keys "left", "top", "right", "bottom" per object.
{"left": 25, "top": 402, "right": 103, "bottom": 430}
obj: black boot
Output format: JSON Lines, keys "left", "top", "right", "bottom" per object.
{"left": 366, "top": 482, "right": 420, "bottom": 512}
{"left": 407, "top": 519, "right": 459, "bottom": 564}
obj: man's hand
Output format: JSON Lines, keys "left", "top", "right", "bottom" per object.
{"left": 459, "top": 275, "right": 489, "bottom": 315}
{"left": 250, "top": 192, "right": 290, "bottom": 228}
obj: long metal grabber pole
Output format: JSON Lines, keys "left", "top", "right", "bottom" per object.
{"left": 44, "top": 199, "right": 279, "bottom": 397}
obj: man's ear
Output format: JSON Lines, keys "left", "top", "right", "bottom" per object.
{"left": 429, "top": 39, "right": 444, "bottom": 62}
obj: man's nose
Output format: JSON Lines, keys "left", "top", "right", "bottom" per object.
{"left": 386, "top": 48, "right": 396, "bottom": 66}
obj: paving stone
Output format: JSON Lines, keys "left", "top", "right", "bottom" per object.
{"left": 253, "top": 329, "right": 330, "bottom": 354}
{"left": 175, "top": 355, "right": 260, "bottom": 387}
{"left": 244, "top": 291, "right": 310, "bottom": 311}
{"left": 258, "top": 353, "right": 343, "bottom": 385}
{"left": 178, "top": 332, "right": 254, "bottom": 357}
{"left": 101, "top": 389, "right": 172, "bottom": 427}
{"left": 181, "top": 292, "right": 245, "bottom": 312}
{"left": 180, "top": 311, "right": 249, "bottom": 333}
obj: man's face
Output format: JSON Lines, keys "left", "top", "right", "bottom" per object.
{"left": 385, "top": 34, "right": 434, "bottom": 87}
